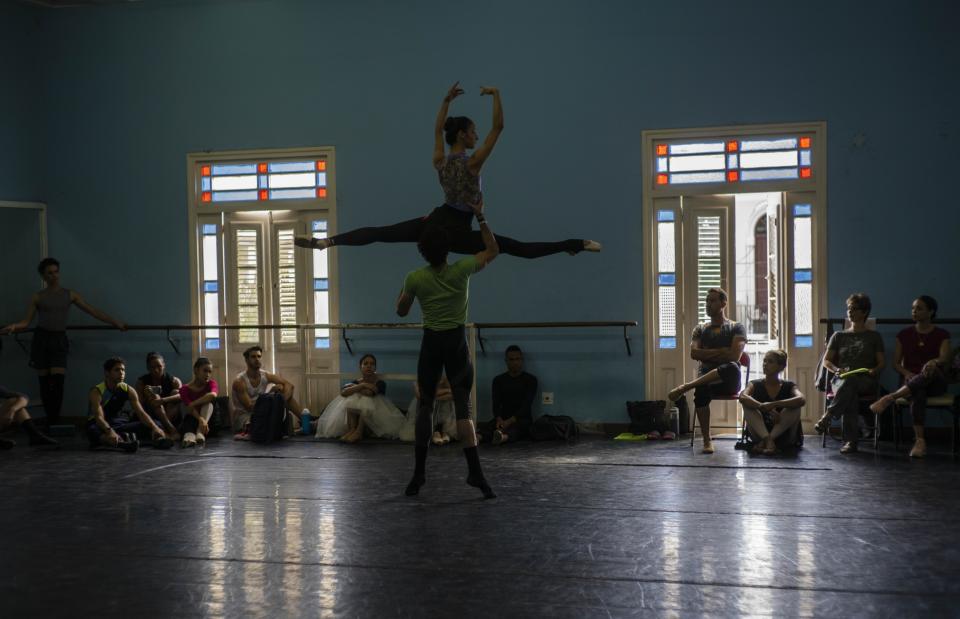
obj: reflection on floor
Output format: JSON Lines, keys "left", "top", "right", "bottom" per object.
{"left": 3, "top": 434, "right": 959, "bottom": 617}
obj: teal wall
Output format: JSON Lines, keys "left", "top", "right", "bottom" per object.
{"left": 1, "top": 0, "right": 958, "bottom": 423}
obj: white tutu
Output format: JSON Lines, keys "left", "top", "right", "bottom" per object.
{"left": 315, "top": 393, "right": 405, "bottom": 439}
{"left": 398, "top": 398, "right": 458, "bottom": 443}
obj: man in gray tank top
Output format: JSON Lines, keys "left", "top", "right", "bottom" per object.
{"left": 229, "top": 345, "right": 309, "bottom": 440}
{"left": 1, "top": 257, "right": 126, "bottom": 426}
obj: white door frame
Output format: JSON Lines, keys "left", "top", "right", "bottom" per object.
{"left": 641, "top": 122, "right": 828, "bottom": 424}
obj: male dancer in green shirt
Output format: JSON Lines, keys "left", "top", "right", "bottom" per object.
{"left": 396, "top": 199, "right": 499, "bottom": 499}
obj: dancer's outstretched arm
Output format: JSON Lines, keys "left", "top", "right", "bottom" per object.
{"left": 433, "top": 81, "right": 464, "bottom": 169}
{"left": 468, "top": 87, "right": 503, "bottom": 175}
{"left": 0, "top": 294, "right": 37, "bottom": 334}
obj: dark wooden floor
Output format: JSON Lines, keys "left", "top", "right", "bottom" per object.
{"left": 2, "top": 433, "right": 959, "bottom": 618}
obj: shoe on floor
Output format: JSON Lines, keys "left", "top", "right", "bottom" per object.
{"left": 152, "top": 435, "right": 174, "bottom": 450}
{"left": 840, "top": 441, "right": 858, "bottom": 454}
{"left": 492, "top": 429, "right": 504, "bottom": 445}
{"left": 909, "top": 438, "right": 927, "bottom": 458}
{"left": 701, "top": 440, "right": 715, "bottom": 454}
{"left": 431, "top": 431, "right": 444, "bottom": 446}
{"left": 195, "top": 432, "right": 206, "bottom": 446}
{"left": 182, "top": 432, "right": 197, "bottom": 448}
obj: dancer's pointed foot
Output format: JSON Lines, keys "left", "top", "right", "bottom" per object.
{"left": 466, "top": 474, "right": 497, "bottom": 499}
{"left": 583, "top": 240, "right": 602, "bottom": 252}
{"left": 405, "top": 475, "right": 425, "bottom": 496}
{"left": 294, "top": 236, "right": 330, "bottom": 251}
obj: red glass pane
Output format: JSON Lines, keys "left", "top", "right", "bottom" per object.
{"left": 799, "top": 136, "right": 811, "bottom": 148}
{"left": 317, "top": 187, "right": 328, "bottom": 198}
{"left": 259, "top": 189, "right": 268, "bottom": 200}
{"left": 727, "top": 170, "right": 739, "bottom": 182}
{"left": 656, "top": 173, "right": 668, "bottom": 185}
{"left": 726, "top": 140, "right": 738, "bottom": 152}
{"left": 656, "top": 144, "right": 668, "bottom": 156}
{"left": 201, "top": 192, "right": 212, "bottom": 202}
{"left": 258, "top": 163, "right": 268, "bottom": 174}
{"left": 800, "top": 167, "right": 812, "bottom": 178}
{"left": 316, "top": 160, "right": 327, "bottom": 171}
{"left": 201, "top": 165, "right": 211, "bottom": 177}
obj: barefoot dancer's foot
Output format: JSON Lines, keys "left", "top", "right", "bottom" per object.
{"left": 869, "top": 395, "right": 894, "bottom": 415}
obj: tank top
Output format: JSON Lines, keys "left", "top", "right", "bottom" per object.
{"left": 437, "top": 152, "right": 481, "bottom": 213}
{"left": 36, "top": 288, "right": 72, "bottom": 331}
{"left": 231, "top": 370, "right": 269, "bottom": 411}
{"left": 89, "top": 381, "right": 130, "bottom": 421}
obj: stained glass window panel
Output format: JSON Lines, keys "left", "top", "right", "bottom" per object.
{"left": 269, "top": 173, "right": 315, "bottom": 189}
{"left": 658, "top": 286, "right": 676, "bottom": 337}
{"left": 669, "top": 154, "right": 725, "bottom": 172}
{"left": 268, "top": 161, "right": 314, "bottom": 173}
{"left": 657, "top": 222, "right": 675, "bottom": 272}
{"left": 212, "top": 163, "right": 257, "bottom": 175}
{"left": 793, "top": 217, "right": 812, "bottom": 269}
{"left": 670, "top": 171, "right": 726, "bottom": 184}
{"left": 741, "top": 168, "right": 799, "bottom": 182}
{"left": 659, "top": 337, "right": 677, "bottom": 349}
{"left": 739, "top": 151, "right": 798, "bottom": 169}
{"left": 740, "top": 138, "right": 798, "bottom": 151}
{"left": 669, "top": 142, "right": 724, "bottom": 155}
{"left": 211, "top": 175, "right": 258, "bottom": 191}
{"left": 794, "top": 282, "right": 813, "bottom": 335}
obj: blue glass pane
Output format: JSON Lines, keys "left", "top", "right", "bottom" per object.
{"left": 212, "top": 190, "right": 259, "bottom": 202}
{"left": 203, "top": 280, "right": 219, "bottom": 293}
{"left": 657, "top": 210, "right": 675, "bottom": 222}
{"left": 800, "top": 150, "right": 812, "bottom": 166}
{"left": 258, "top": 175, "right": 269, "bottom": 189}
{"left": 205, "top": 338, "right": 221, "bottom": 350}
{"left": 317, "top": 172, "right": 327, "bottom": 187}
{"left": 794, "top": 270, "right": 813, "bottom": 283}
{"left": 656, "top": 157, "right": 668, "bottom": 173}
{"left": 212, "top": 163, "right": 257, "bottom": 175}
{"left": 741, "top": 168, "right": 798, "bottom": 181}
{"left": 312, "top": 220, "right": 328, "bottom": 232}
{"left": 670, "top": 171, "right": 725, "bottom": 184}
{"left": 201, "top": 177, "right": 211, "bottom": 191}
{"left": 658, "top": 273, "right": 676, "bottom": 285}
{"left": 659, "top": 337, "right": 677, "bottom": 349}
{"left": 793, "top": 203, "right": 812, "bottom": 217}
{"left": 727, "top": 154, "right": 739, "bottom": 168}
{"left": 202, "top": 224, "right": 217, "bottom": 235}
{"left": 313, "top": 278, "right": 329, "bottom": 291}
{"left": 315, "top": 337, "right": 331, "bottom": 349}
{"left": 269, "top": 161, "right": 314, "bottom": 173}
{"left": 269, "top": 188, "right": 316, "bottom": 200}
{"left": 794, "top": 335, "right": 813, "bottom": 348}
{"left": 740, "top": 138, "right": 798, "bottom": 151}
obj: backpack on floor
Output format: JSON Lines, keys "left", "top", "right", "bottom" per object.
{"left": 250, "top": 392, "right": 287, "bottom": 444}
{"left": 531, "top": 414, "right": 579, "bottom": 443}
{"left": 626, "top": 400, "right": 668, "bottom": 434}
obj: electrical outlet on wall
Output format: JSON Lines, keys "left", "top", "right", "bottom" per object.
{"left": 542, "top": 392, "right": 554, "bottom": 405}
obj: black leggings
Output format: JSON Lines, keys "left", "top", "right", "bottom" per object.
{"left": 329, "top": 205, "right": 584, "bottom": 259}
{"left": 416, "top": 326, "right": 473, "bottom": 447}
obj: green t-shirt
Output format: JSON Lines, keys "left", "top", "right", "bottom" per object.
{"left": 403, "top": 256, "right": 480, "bottom": 330}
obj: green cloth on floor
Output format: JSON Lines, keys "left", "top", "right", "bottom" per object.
{"left": 613, "top": 432, "right": 648, "bottom": 441}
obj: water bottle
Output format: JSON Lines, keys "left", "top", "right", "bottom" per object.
{"left": 668, "top": 406, "right": 679, "bottom": 438}
{"left": 301, "top": 410, "right": 312, "bottom": 435}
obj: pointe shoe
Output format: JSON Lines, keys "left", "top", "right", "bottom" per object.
{"left": 583, "top": 240, "right": 602, "bottom": 252}
{"left": 909, "top": 438, "right": 927, "bottom": 458}
{"left": 195, "top": 432, "right": 206, "bottom": 446}
{"left": 182, "top": 432, "right": 197, "bottom": 448}
{"left": 440, "top": 432, "right": 451, "bottom": 445}
{"left": 840, "top": 441, "right": 858, "bottom": 454}
{"left": 814, "top": 414, "right": 832, "bottom": 435}
{"left": 431, "top": 431, "right": 445, "bottom": 446}
{"left": 701, "top": 440, "right": 715, "bottom": 454}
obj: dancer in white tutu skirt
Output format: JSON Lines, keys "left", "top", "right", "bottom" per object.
{"left": 315, "top": 354, "right": 405, "bottom": 442}
{"left": 400, "top": 375, "right": 458, "bottom": 444}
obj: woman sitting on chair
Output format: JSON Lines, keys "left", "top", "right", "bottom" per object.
{"left": 815, "top": 293, "right": 885, "bottom": 454}
{"left": 739, "top": 349, "right": 805, "bottom": 455}
{"left": 870, "top": 295, "right": 951, "bottom": 458}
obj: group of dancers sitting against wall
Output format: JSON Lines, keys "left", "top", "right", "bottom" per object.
{"left": 666, "top": 288, "right": 959, "bottom": 458}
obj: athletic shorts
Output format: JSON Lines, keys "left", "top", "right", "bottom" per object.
{"left": 29, "top": 329, "right": 69, "bottom": 370}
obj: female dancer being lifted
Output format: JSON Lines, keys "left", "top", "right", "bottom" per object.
{"left": 294, "top": 82, "right": 601, "bottom": 258}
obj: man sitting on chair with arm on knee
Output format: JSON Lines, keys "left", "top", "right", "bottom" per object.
{"left": 667, "top": 287, "right": 747, "bottom": 454}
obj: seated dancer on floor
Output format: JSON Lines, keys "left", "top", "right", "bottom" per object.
{"left": 401, "top": 375, "right": 458, "bottom": 445}
{"left": 738, "top": 349, "right": 806, "bottom": 455}
{"left": 230, "top": 345, "right": 307, "bottom": 441}
{"left": 135, "top": 352, "right": 183, "bottom": 442}
{"left": 667, "top": 288, "right": 747, "bottom": 454}
{"left": 178, "top": 357, "right": 219, "bottom": 448}
{"left": 397, "top": 197, "right": 498, "bottom": 499}
{"left": 814, "top": 293, "right": 885, "bottom": 455}
{"left": 476, "top": 345, "right": 537, "bottom": 445}
{"left": 294, "top": 83, "right": 601, "bottom": 259}
{"left": 315, "top": 354, "right": 405, "bottom": 442}
{"left": 86, "top": 357, "right": 173, "bottom": 451}
{"left": 870, "top": 295, "right": 952, "bottom": 458}
{"left": 1, "top": 257, "right": 126, "bottom": 428}
{"left": 0, "top": 385, "right": 58, "bottom": 449}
